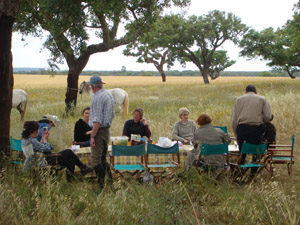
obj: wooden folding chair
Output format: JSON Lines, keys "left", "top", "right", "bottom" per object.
{"left": 197, "top": 142, "right": 229, "bottom": 178}
{"left": 231, "top": 142, "right": 268, "bottom": 184}
{"left": 146, "top": 143, "right": 180, "bottom": 183}
{"left": 110, "top": 144, "right": 146, "bottom": 178}
{"left": 267, "top": 134, "right": 295, "bottom": 176}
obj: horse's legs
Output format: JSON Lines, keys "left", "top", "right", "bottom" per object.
{"left": 17, "top": 103, "right": 26, "bottom": 121}
{"left": 118, "top": 104, "right": 123, "bottom": 114}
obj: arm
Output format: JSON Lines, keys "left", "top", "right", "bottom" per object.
{"left": 172, "top": 123, "right": 185, "bottom": 142}
{"left": 143, "top": 124, "right": 151, "bottom": 138}
{"left": 262, "top": 99, "right": 272, "bottom": 123}
{"left": 122, "top": 120, "right": 130, "bottom": 137}
{"left": 231, "top": 100, "right": 238, "bottom": 137}
{"left": 90, "top": 122, "right": 100, "bottom": 147}
{"left": 31, "top": 138, "right": 52, "bottom": 153}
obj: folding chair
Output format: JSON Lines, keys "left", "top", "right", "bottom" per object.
{"left": 231, "top": 142, "right": 268, "bottom": 184}
{"left": 214, "top": 126, "right": 228, "bottom": 134}
{"left": 146, "top": 143, "right": 180, "bottom": 182}
{"left": 10, "top": 137, "right": 25, "bottom": 165}
{"left": 197, "top": 142, "right": 229, "bottom": 178}
{"left": 267, "top": 134, "right": 295, "bottom": 176}
{"left": 110, "top": 144, "right": 146, "bottom": 178}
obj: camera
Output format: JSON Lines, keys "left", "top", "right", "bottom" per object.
{"left": 43, "top": 127, "right": 48, "bottom": 134}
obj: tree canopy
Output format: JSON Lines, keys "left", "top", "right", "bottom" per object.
{"left": 123, "top": 15, "right": 180, "bottom": 82}
{"left": 15, "top": 0, "right": 190, "bottom": 111}
{"left": 239, "top": 2, "right": 300, "bottom": 78}
{"left": 173, "top": 11, "right": 247, "bottom": 84}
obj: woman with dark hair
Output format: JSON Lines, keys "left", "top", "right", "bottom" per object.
{"left": 21, "top": 121, "right": 93, "bottom": 181}
{"left": 190, "top": 114, "right": 231, "bottom": 167}
{"left": 74, "top": 107, "right": 92, "bottom": 147}
{"left": 122, "top": 107, "right": 151, "bottom": 140}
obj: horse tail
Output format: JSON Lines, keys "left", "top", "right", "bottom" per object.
{"left": 122, "top": 91, "right": 129, "bottom": 115}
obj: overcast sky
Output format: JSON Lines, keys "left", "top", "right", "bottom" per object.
{"left": 12, "top": 0, "right": 296, "bottom": 71}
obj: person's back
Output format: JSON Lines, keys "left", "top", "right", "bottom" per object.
{"left": 191, "top": 114, "right": 230, "bottom": 167}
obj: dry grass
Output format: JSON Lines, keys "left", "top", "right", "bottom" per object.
{"left": 4, "top": 74, "right": 300, "bottom": 224}
{"left": 14, "top": 74, "right": 291, "bottom": 89}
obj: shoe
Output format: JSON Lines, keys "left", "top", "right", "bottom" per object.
{"left": 81, "top": 166, "right": 94, "bottom": 176}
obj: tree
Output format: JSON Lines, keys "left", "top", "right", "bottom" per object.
{"left": 15, "top": 0, "right": 190, "bottom": 113}
{"left": 239, "top": 2, "right": 300, "bottom": 79}
{"left": 0, "top": 0, "right": 19, "bottom": 166}
{"left": 123, "top": 15, "right": 179, "bottom": 82}
{"left": 170, "top": 11, "right": 247, "bottom": 84}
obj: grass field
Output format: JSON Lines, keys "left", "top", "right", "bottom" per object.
{"left": 3, "top": 75, "right": 300, "bottom": 224}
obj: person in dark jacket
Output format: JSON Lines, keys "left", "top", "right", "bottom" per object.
{"left": 122, "top": 107, "right": 151, "bottom": 141}
{"left": 263, "top": 114, "right": 276, "bottom": 145}
{"left": 74, "top": 107, "right": 92, "bottom": 147}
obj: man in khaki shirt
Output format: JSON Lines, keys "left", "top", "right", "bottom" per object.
{"left": 231, "top": 85, "right": 272, "bottom": 164}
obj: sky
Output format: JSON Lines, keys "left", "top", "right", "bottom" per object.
{"left": 12, "top": 0, "right": 297, "bottom": 72}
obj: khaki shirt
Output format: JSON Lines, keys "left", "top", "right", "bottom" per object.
{"left": 231, "top": 92, "right": 272, "bottom": 136}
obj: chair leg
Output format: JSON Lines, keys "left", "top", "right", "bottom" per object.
{"left": 288, "top": 163, "right": 292, "bottom": 176}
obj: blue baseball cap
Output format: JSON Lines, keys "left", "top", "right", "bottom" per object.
{"left": 88, "top": 76, "right": 106, "bottom": 85}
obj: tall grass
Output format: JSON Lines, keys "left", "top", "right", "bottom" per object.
{"left": 3, "top": 75, "right": 300, "bottom": 224}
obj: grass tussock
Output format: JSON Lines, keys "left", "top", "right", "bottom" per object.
{"left": 3, "top": 75, "right": 300, "bottom": 224}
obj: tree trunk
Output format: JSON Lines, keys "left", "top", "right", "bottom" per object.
{"left": 0, "top": 13, "right": 14, "bottom": 165}
{"left": 157, "top": 66, "right": 166, "bottom": 82}
{"left": 65, "top": 71, "right": 80, "bottom": 115}
{"left": 198, "top": 67, "right": 210, "bottom": 84}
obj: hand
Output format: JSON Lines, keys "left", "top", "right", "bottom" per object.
{"left": 183, "top": 139, "right": 189, "bottom": 144}
{"left": 86, "top": 130, "right": 92, "bottom": 135}
{"left": 141, "top": 117, "right": 147, "bottom": 125}
{"left": 90, "top": 137, "right": 96, "bottom": 147}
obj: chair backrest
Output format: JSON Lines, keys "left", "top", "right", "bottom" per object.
{"left": 147, "top": 143, "right": 179, "bottom": 154}
{"left": 200, "top": 143, "right": 229, "bottom": 155}
{"left": 112, "top": 144, "right": 146, "bottom": 156}
{"left": 291, "top": 134, "right": 295, "bottom": 150}
{"left": 214, "top": 126, "right": 228, "bottom": 134}
{"left": 10, "top": 137, "right": 23, "bottom": 152}
{"left": 241, "top": 142, "right": 267, "bottom": 155}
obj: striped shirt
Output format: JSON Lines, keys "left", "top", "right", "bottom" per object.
{"left": 89, "top": 89, "right": 115, "bottom": 128}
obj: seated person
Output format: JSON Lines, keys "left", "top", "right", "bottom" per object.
{"left": 263, "top": 114, "right": 276, "bottom": 145}
{"left": 37, "top": 114, "right": 60, "bottom": 141}
{"left": 122, "top": 107, "right": 151, "bottom": 141}
{"left": 74, "top": 107, "right": 92, "bottom": 147}
{"left": 21, "top": 121, "right": 93, "bottom": 181}
{"left": 188, "top": 114, "right": 230, "bottom": 168}
{"left": 172, "top": 107, "right": 196, "bottom": 144}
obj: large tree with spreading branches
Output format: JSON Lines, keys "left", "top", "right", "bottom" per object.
{"left": 169, "top": 11, "right": 247, "bottom": 84}
{"left": 239, "top": 2, "right": 300, "bottom": 78}
{"left": 15, "top": 0, "right": 190, "bottom": 113}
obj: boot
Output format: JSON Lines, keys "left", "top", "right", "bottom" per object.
{"left": 66, "top": 170, "right": 74, "bottom": 182}
{"left": 94, "top": 164, "right": 106, "bottom": 189}
{"left": 104, "top": 162, "right": 112, "bottom": 180}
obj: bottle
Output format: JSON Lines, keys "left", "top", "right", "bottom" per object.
{"left": 128, "top": 140, "right": 131, "bottom": 146}
{"left": 115, "top": 137, "right": 118, "bottom": 145}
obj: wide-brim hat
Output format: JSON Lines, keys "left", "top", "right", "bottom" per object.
{"left": 41, "top": 114, "right": 60, "bottom": 127}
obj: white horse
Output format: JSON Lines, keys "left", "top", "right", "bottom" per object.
{"left": 12, "top": 89, "right": 28, "bottom": 121}
{"left": 79, "top": 81, "right": 129, "bottom": 115}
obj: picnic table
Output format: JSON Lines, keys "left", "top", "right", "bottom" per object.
{"left": 74, "top": 144, "right": 240, "bottom": 173}
{"left": 73, "top": 144, "right": 194, "bottom": 173}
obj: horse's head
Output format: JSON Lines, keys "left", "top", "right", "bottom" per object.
{"left": 79, "top": 81, "right": 86, "bottom": 94}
